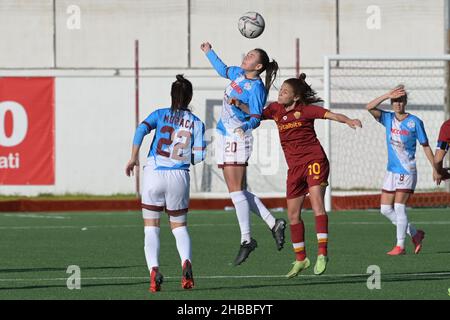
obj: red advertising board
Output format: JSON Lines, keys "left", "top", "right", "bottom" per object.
{"left": 0, "top": 77, "right": 55, "bottom": 185}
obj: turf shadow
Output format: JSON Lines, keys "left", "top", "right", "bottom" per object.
{"left": 190, "top": 271, "right": 450, "bottom": 292}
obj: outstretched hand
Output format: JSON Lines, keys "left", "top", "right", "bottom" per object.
{"left": 347, "top": 119, "right": 362, "bottom": 129}
{"left": 200, "top": 42, "right": 212, "bottom": 53}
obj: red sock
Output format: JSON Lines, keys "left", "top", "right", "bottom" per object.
{"left": 315, "top": 214, "right": 328, "bottom": 256}
{"left": 290, "top": 221, "right": 306, "bottom": 261}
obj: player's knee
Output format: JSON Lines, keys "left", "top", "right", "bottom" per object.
{"left": 380, "top": 204, "right": 394, "bottom": 216}
{"left": 287, "top": 210, "right": 301, "bottom": 224}
{"left": 169, "top": 214, "right": 187, "bottom": 229}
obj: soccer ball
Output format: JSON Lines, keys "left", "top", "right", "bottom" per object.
{"left": 238, "top": 12, "right": 265, "bottom": 39}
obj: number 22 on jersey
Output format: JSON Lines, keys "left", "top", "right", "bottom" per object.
{"left": 156, "top": 126, "right": 191, "bottom": 160}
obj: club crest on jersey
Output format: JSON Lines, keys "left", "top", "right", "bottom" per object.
{"left": 283, "top": 116, "right": 288, "bottom": 121}
{"left": 407, "top": 120, "right": 415, "bottom": 129}
{"left": 294, "top": 111, "right": 301, "bottom": 119}
{"left": 230, "top": 81, "right": 243, "bottom": 94}
{"left": 244, "top": 82, "right": 252, "bottom": 90}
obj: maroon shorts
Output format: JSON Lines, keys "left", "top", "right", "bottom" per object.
{"left": 286, "top": 158, "right": 330, "bottom": 199}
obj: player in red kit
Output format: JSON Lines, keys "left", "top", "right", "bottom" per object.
{"left": 234, "top": 73, "right": 361, "bottom": 277}
{"left": 434, "top": 119, "right": 450, "bottom": 182}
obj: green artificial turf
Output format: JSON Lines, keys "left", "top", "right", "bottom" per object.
{"left": 0, "top": 208, "right": 449, "bottom": 300}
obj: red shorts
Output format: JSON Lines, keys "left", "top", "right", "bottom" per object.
{"left": 286, "top": 159, "right": 330, "bottom": 199}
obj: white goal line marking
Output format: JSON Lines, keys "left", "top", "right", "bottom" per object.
{"left": 1, "top": 271, "right": 450, "bottom": 283}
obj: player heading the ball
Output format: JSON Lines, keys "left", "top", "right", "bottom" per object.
{"left": 201, "top": 41, "right": 287, "bottom": 266}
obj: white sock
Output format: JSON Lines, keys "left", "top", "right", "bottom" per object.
{"left": 230, "top": 191, "right": 251, "bottom": 244}
{"left": 394, "top": 203, "right": 408, "bottom": 248}
{"left": 245, "top": 190, "right": 276, "bottom": 229}
{"left": 144, "top": 226, "right": 160, "bottom": 270}
{"left": 381, "top": 204, "right": 417, "bottom": 237}
{"left": 380, "top": 204, "right": 397, "bottom": 224}
{"left": 172, "top": 226, "right": 192, "bottom": 265}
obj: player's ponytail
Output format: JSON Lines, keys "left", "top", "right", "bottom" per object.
{"left": 254, "top": 48, "right": 279, "bottom": 93}
{"left": 171, "top": 74, "right": 193, "bottom": 113}
{"left": 284, "top": 73, "right": 323, "bottom": 105}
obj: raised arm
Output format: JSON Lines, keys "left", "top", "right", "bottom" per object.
{"left": 201, "top": 42, "right": 242, "bottom": 80}
{"left": 324, "top": 111, "right": 362, "bottom": 129}
{"left": 366, "top": 86, "right": 406, "bottom": 121}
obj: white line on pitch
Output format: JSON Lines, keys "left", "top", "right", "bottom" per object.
{"left": 1, "top": 271, "right": 450, "bottom": 283}
{"left": 2, "top": 221, "right": 450, "bottom": 231}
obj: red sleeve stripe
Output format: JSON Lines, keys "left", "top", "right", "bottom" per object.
{"left": 142, "top": 121, "right": 153, "bottom": 130}
{"left": 420, "top": 142, "right": 429, "bottom": 147}
{"left": 193, "top": 146, "right": 206, "bottom": 151}
{"left": 250, "top": 114, "right": 261, "bottom": 119}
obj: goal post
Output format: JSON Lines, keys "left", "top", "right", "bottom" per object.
{"left": 323, "top": 55, "right": 450, "bottom": 211}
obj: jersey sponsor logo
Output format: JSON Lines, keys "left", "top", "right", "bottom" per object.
{"left": 391, "top": 128, "right": 409, "bottom": 136}
{"left": 294, "top": 111, "right": 301, "bottom": 119}
{"left": 230, "top": 81, "right": 243, "bottom": 94}
{"left": 278, "top": 121, "right": 302, "bottom": 132}
{"left": 163, "top": 114, "right": 195, "bottom": 130}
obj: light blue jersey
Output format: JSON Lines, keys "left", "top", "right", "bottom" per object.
{"left": 206, "top": 50, "right": 267, "bottom": 136}
{"left": 133, "top": 108, "right": 206, "bottom": 170}
{"left": 379, "top": 111, "right": 429, "bottom": 175}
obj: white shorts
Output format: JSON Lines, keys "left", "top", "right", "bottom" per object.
{"left": 141, "top": 159, "right": 190, "bottom": 217}
{"left": 215, "top": 133, "right": 253, "bottom": 168}
{"left": 382, "top": 171, "right": 417, "bottom": 194}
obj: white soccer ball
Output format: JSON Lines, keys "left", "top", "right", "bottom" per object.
{"left": 238, "top": 12, "right": 265, "bottom": 39}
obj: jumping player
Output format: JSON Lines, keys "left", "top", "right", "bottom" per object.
{"left": 434, "top": 119, "right": 450, "bottom": 182}
{"left": 200, "top": 42, "right": 287, "bottom": 266}
{"left": 125, "top": 75, "right": 206, "bottom": 292}
{"left": 235, "top": 73, "right": 362, "bottom": 277}
{"left": 366, "top": 85, "right": 439, "bottom": 255}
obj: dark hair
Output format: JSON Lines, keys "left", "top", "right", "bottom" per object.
{"left": 254, "top": 48, "right": 279, "bottom": 93}
{"left": 171, "top": 74, "right": 192, "bottom": 113}
{"left": 284, "top": 73, "right": 323, "bottom": 105}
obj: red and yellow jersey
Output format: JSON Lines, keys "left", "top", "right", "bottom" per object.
{"left": 263, "top": 102, "right": 329, "bottom": 168}
{"left": 437, "top": 119, "right": 450, "bottom": 152}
